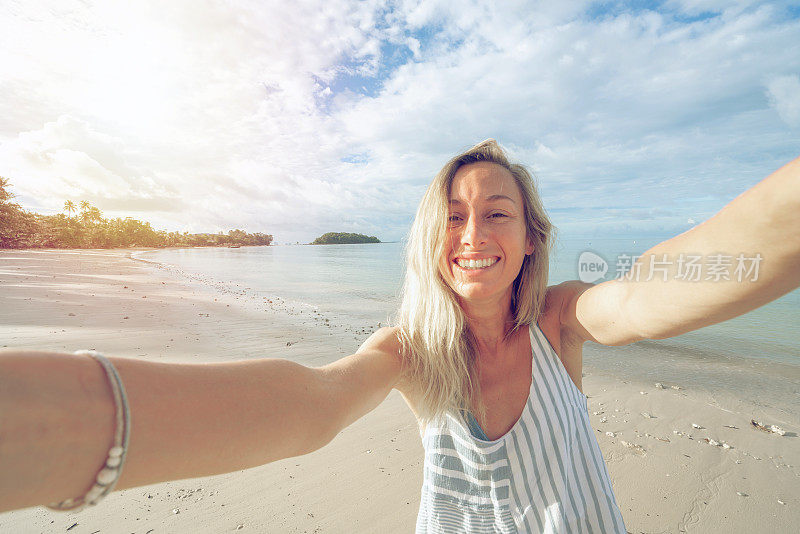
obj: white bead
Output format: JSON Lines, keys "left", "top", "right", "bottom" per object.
{"left": 96, "top": 467, "right": 118, "bottom": 485}
{"left": 85, "top": 485, "right": 105, "bottom": 503}
{"left": 108, "top": 446, "right": 124, "bottom": 457}
{"left": 106, "top": 456, "right": 121, "bottom": 468}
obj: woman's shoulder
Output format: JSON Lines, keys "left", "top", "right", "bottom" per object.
{"left": 356, "top": 326, "right": 407, "bottom": 380}
{"left": 357, "top": 326, "right": 421, "bottom": 407}
{"left": 539, "top": 282, "right": 592, "bottom": 359}
{"left": 357, "top": 326, "right": 403, "bottom": 356}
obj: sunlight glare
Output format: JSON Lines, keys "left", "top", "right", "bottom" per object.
{"left": 82, "top": 31, "right": 175, "bottom": 138}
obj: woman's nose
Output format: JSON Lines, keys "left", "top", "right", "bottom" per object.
{"left": 461, "top": 216, "right": 487, "bottom": 247}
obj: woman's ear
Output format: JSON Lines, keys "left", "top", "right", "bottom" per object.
{"left": 525, "top": 236, "right": 534, "bottom": 256}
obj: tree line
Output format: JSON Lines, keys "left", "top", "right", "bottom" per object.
{"left": 0, "top": 178, "right": 273, "bottom": 249}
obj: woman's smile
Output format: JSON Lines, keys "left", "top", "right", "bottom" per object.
{"left": 454, "top": 256, "right": 500, "bottom": 271}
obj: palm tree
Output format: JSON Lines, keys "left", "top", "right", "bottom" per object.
{"left": 79, "top": 200, "right": 93, "bottom": 225}
{"left": 0, "top": 177, "right": 13, "bottom": 203}
{"left": 63, "top": 200, "right": 76, "bottom": 218}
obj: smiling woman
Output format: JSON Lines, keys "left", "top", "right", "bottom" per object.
{"left": 399, "top": 142, "right": 554, "bottom": 428}
{"left": 1, "top": 140, "right": 799, "bottom": 534}
{"left": 397, "top": 141, "right": 625, "bottom": 532}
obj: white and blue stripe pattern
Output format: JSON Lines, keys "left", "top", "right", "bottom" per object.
{"left": 415, "top": 324, "right": 626, "bottom": 533}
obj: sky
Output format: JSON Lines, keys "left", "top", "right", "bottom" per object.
{"left": 1, "top": 0, "right": 799, "bottom": 244}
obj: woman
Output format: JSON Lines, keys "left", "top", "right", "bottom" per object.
{"left": 1, "top": 140, "right": 798, "bottom": 533}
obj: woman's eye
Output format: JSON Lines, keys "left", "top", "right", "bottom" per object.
{"left": 448, "top": 214, "right": 462, "bottom": 222}
{"left": 489, "top": 212, "right": 507, "bottom": 218}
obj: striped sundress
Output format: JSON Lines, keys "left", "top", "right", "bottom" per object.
{"left": 415, "top": 323, "right": 626, "bottom": 533}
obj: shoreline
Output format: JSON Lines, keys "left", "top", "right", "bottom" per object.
{"left": 1, "top": 250, "right": 797, "bottom": 532}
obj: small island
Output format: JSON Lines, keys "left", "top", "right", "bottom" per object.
{"left": 311, "top": 232, "right": 380, "bottom": 245}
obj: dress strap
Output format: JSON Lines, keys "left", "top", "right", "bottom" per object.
{"left": 462, "top": 410, "right": 490, "bottom": 441}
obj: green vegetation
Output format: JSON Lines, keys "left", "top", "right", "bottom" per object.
{"left": 0, "top": 177, "right": 273, "bottom": 249}
{"left": 311, "top": 232, "right": 380, "bottom": 245}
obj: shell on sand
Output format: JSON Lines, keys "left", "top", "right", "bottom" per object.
{"left": 751, "top": 419, "right": 786, "bottom": 436}
{"left": 620, "top": 441, "right": 646, "bottom": 455}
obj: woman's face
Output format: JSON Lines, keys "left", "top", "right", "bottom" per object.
{"left": 441, "top": 161, "right": 533, "bottom": 304}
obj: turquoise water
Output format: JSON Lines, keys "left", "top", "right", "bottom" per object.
{"left": 141, "top": 236, "right": 799, "bottom": 363}
{"left": 141, "top": 235, "right": 799, "bottom": 419}
{"left": 143, "top": 242, "right": 406, "bottom": 326}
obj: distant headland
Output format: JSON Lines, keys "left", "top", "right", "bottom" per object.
{"left": 311, "top": 232, "right": 380, "bottom": 245}
{"left": 0, "top": 177, "right": 273, "bottom": 249}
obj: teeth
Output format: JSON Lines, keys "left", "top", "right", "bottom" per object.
{"left": 456, "top": 257, "right": 497, "bottom": 270}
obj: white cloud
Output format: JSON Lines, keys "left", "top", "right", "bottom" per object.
{"left": 0, "top": 115, "right": 178, "bottom": 207}
{"left": 766, "top": 74, "right": 800, "bottom": 127}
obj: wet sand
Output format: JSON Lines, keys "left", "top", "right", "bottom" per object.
{"left": 0, "top": 249, "right": 797, "bottom": 533}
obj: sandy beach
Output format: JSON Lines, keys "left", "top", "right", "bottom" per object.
{"left": 1, "top": 249, "right": 797, "bottom": 533}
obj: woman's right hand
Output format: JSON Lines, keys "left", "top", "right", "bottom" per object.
{"left": 0, "top": 328, "right": 405, "bottom": 513}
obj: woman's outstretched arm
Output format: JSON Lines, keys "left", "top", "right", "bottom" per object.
{"left": 561, "top": 155, "right": 800, "bottom": 346}
{"left": 0, "top": 328, "right": 404, "bottom": 513}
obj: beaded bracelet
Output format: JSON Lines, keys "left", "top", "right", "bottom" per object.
{"left": 46, "top": 350, "right": 131, "bottom": 512}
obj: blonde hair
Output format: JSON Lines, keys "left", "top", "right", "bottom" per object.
{"left": 397, "top": 139, "right": 556, "bottom": 426}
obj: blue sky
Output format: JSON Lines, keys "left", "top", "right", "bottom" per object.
{"left": 1, "top": 0, "right": 799, "bottom": 243}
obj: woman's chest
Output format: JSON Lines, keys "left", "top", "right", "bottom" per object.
{"left": 472, "top": 333, "right": 534, "bottom": 440}
{"left": 475, "top": 315, "right": 579, "bottom": 440}
{"left": 476, "top": 374, "right": 531, "bottom": 440}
